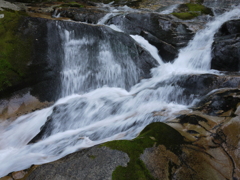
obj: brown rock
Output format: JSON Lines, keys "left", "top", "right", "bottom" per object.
{"left": 12, "top": 171, "right": 26, "bottom": 179}
{"left": 0, "top": 176, "right": 13, "bottom": 180}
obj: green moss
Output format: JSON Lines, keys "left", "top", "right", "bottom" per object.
{"left": 103, "top": 122, "right": 185, "bottom": 180}
{"left": 186, "top": 3, "right": 212, "bottom": 14}
{"left": 0, "top": 10, "right": 32, "bottom": 91}
{"left": 172, "top": 3, "right": 213, "bottom": 20}
{"left": 172, "top": 12, "right": 199, "bottom": 20}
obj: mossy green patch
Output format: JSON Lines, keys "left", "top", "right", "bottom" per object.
{"left": 186, "top": 3, "right": 212, "bottom": 14}
{"left": 0, "top": 10, "right": 32, "bottom": 91}
{"left": 172, "top": 12, "right": 199, "bottom": 20}
{"left": 172, "top": 3, "right": 213, "bottom": 20}
{"left": 103, "top": 122, "right": 185, "bottom": 180}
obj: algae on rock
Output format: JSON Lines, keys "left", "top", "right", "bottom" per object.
{"left": 172, "top": 3, "right": 213, "bottom": 20}
{"left": 0, "top": 10, "right": 32, "bottom": 91}
{"left": 104, "top": 122, "right": 185, "bottom": 180}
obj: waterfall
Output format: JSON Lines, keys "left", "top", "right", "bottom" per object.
{"left": 173, "top": 7, "right": 240, "bottom": 71}
{"left": 0, "top": 6, "right": 239, "bottom": 178}
{"left": 57, "top": 21, "right": 151, "bottom": 97}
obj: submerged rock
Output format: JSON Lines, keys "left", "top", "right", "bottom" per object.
{"left": 211, "top": 19, "right": 240, "bottom": 72}
{"left": 153, "top": 73, "right": 240, "bottom": 105}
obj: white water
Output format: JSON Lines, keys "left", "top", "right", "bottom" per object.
{"left": 159, "top": 4, "right": 180, "bottom": 14}
{"left": 97, "top": 4, "right": 138, "bottom": 25}
{"left": 59, "top": 24, "right": 143, "bottom": 96}
{"left": 130, "top": 35, "right": 163, "bottom": 65}
{"left": 0, "top": 6, "right": 239, "bottom": 177}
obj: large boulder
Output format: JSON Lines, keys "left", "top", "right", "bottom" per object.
{"left": 211, "top": 19, "right": 240, "bottom": 72}
{"left": 0, "top": 11, "right": 62, "bottom": 102}
{"left": 106, "top": 12, "right": 194, "bottom": 62}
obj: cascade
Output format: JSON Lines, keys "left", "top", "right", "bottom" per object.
{"left": 0, "top": 6, "right": 239, "bottom": 178}
{"left": 56, "top": 20, "right": 153, "bottom": 97}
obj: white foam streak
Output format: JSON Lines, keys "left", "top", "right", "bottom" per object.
{"left": 130, "top": 35, "right": 164, "bottom": 65}
{"left": 159, "top": 4, "right": 179, "bottom": 14}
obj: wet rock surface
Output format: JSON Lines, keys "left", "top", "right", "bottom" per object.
{"left": 0, "top": 15, "right": 62, "bottom": 102}
{"left": 211, "top": 19, "right": 240, "bottom": 72}
{"left": 153, "top": 73, "right": 240, "bottom": 104}
{"left": 106, "top": 12, "right": 194, "bottom": 62}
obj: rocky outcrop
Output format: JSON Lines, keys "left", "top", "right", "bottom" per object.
{"left": 0, "top": 9, "right": 159, "bottom": 102}
{"left": 55, "top": 7, "right": 106, "bottom": 23}
{"left": 0, "top": 11, "right": 62, "bottom": 102}
{"left": 211, "top": 19, "right": 240, "bottom": 72}
{"left": 106, "top": 13, "right": 194, "bottom": 62}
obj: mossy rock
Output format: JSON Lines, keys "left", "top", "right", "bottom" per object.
{"left": 172, "top": 3, "right": 213, "bottom": 20}
{"left": 103, "top": 122, "right": 185, "bottom": 180}
{"left": 0, "top": 10, "right": 32, "bottom": 92}
{"left": 172, "top": 12, "right": 200, "bottom": 20}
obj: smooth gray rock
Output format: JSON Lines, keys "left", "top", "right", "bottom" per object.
{"left": 26, "top": 146, "right": 129, "bottom": 180}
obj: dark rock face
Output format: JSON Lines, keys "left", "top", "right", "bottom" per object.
{"left": 25, "top": 146, "right": 129, "bottom": 180}
{"left": 203, "top": 0, "right": 240, "bottom": 9}
{"left": 56, "top": 7, "right": 106, "bottom": 24}
{"left": 211, "top": 19, "right": 240, "bottom": 72}
{"left": 106, "top": 13, "right": 194, "bottom": 62}
{"left": 53, "top": 20, "right": 159, "bottom": 92}
{"left": 0, "top": 16, "right": 62, "bottom": 102}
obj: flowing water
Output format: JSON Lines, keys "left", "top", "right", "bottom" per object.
{"left": 0, "top": 5, "right": 239, "bottom": 177}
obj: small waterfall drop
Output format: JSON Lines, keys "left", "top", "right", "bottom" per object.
{"left": 130, "top": 35, "right": 163, "bottom": 65}
{"left": 173, "top": 6, "right": 240, "bottom": 72}
{"left": 0, "top": 6, "right": 239, "bottom": 178}
{"left": 57, "top": 21, "right": 149, "bottom": 97}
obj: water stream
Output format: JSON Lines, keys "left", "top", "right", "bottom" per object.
{"left": 0, "top": 5, "right": 239, "bottom": 177}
